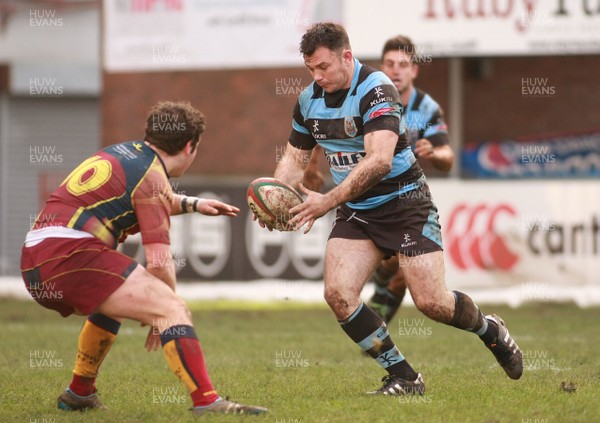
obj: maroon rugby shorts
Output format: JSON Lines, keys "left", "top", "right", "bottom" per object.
{"left": 20, "top": 237, "right": 137, "bottom": 317}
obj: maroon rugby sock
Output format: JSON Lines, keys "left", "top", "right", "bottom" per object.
{"left": 69, "top": 375, "right": 96, "bottom": 397}
{"left": 160, "top": 325, "right": 220, "bottom": 407}
{"left": 68, "top": 313, "right": 121, "bottom": 396}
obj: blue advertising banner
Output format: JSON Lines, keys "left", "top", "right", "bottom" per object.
{"left": 462, "top": 130, "right": 600, "bottom": 178}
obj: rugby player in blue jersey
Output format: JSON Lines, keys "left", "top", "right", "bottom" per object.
{"left": 261, "top": 22, "right": 522, "bottom": 395}
{"left": 305, "top": 35, "right": 456, "bottom": 326}
{"left": 303, "top": 35, "right": 454, "bottom": 323}
{"left": 367, "top": 35, "right": 456, "bottom": 324}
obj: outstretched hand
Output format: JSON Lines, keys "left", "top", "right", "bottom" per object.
{"left": 195, "top": 199, "right": 239, "bottom": 217}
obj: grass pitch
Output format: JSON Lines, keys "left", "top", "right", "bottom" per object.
{"left": 1, "top": 297, "right": 599, "bottom": 423}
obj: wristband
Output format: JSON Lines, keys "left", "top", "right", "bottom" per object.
{"left": 180, "top": 196, "right": 200, "bottom": 213}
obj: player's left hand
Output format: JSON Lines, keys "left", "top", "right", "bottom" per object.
{"left": 414, "top": 139, "right": 435, "bottom": 160}
{"left": 288, "top": 183, "right": 331, "bottom": 234}
{"left": 145, "top": 326, "right": 161, "bottom": 352}
{"left": 302, "top": 168, "right": 325, "bottom": 192}
{"left": 250, "top": 210, "right": 275, "bottom": 232}
{"left": 195, "top": 199, "right": 239, "bottom": 217}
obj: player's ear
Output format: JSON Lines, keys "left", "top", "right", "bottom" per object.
{"left": 186, "top": 139, "right": 197, "bottom": 154}
{"left": 342, "top": 49, "right": 353, "bottom": 63}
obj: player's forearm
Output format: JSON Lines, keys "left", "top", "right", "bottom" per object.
{"left": 275, "top": 151, "right": 306, "bottom": 191}
{"left": 304, "top": 159, "right": 320, "bottom": 175}
{"left": 325, "top": 157, "right": 391, "bottom": 208}
{"left": 170, "top": 193, "right": 185, "bottom": 215}
{"left": 146, "top": 257, "right": 177, "bottom": 291}
{"left": 305, "top": 146, "right": 323, "bottom": 173}
{"left": 302, "top": 160, "right": 325, "bottom": 192}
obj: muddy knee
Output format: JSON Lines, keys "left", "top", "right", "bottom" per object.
{"left": 413, "top": 295, "right": 452, "bottom": 322}
{"left": 324, "top": 287, "right": 358, "bottom": 319}
{"left": 324, "top": 287, "right": 344, "bottom": 310}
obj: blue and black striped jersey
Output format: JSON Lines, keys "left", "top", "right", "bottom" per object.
{"left": 289, "top": 58, "right": 423, "bottom": 210}
{"left": 403, "top": 87, "right": 449, "bottom": 147}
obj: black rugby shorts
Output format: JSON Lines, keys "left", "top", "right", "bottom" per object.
{"left": 329, "top": 181, "right": 443, "bottom": 258}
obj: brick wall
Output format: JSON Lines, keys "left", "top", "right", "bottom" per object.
{"left": 463, "top": 55, "right": 600, "bottom": 145}
{"left": 102, "top": 55, "right": 600, "bottom": 176}
{"left": 102, "top": 67, "right": 305, "bottom": 176}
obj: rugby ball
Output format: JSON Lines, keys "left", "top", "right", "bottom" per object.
{"left": 247, "top": 177, "right": 303, "bottom": 231}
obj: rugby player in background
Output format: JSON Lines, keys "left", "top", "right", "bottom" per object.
{"left": 368, "top": 34, "right": 455, "bottom": 323}
{"left": 20, "top": 101, "right": 267, "bottom": 416}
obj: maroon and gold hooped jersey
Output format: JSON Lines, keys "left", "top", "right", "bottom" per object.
{"left": 33, "top": 141, "right": 173, "bottom": 249}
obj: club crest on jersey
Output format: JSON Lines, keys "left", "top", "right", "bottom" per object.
{"left": 344, "top": 116, "right": 358, "bottom": 137}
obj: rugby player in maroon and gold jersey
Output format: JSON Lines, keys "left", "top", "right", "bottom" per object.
{"left": 20, "top": 101, "right": 267, "bottom": 416}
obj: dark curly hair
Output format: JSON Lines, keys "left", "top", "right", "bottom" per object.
{"left": 144, "top": 101, "right": 206, "bottom": 155}
{"left": 299, "top": 22, "right": 351, "bottom": 56}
